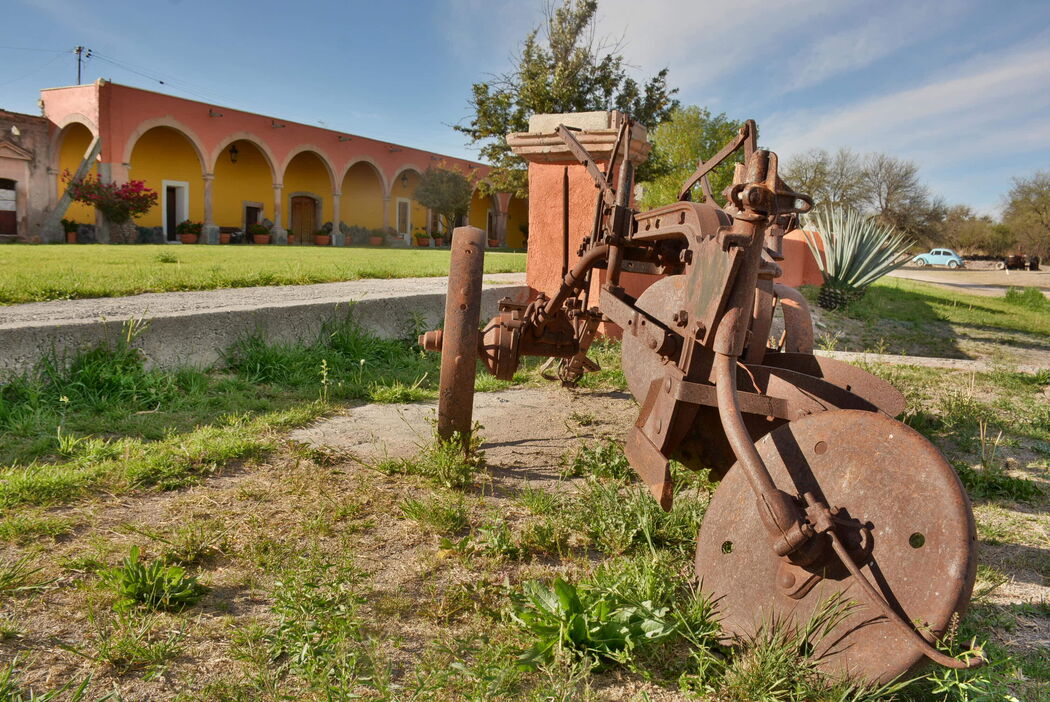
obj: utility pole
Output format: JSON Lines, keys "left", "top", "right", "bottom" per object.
{"left": 74, "top": 46, "right": 91, "bottom": 85}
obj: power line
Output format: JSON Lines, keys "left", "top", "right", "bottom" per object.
{"left": 89, "top": 51, "right": 221, "bottom": 103}
{"left": 0, "top": 52, "right": 68, "bottom": 88}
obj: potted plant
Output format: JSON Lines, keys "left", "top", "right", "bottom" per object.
{"left": 218, "top": 229, "right": 232, "bottom": 244}
{"left": 248, "top": 223, "right": 270, "bottom": 245}
{"left": 433, "top": 232, "right": 446, "bottom": 247}
{"left": 176, "top": 219, "right": 202, "bottom": 244}
{"left": 313, "top": 229, "right": 331, "bottom": 246}
{"left": 288, "top": 233, "right": 298, "bottom": 245}
{"left": 369, "top": 229, "right": 384, "bottom": 246}
{"left": 414, "top": 228, "right": 431, "bottom": 247}
{"left": 61, "top": 218, "right": 78, "bottom": 244}
{"left": 488, "top": 237, "right": 499, "bottom": 248}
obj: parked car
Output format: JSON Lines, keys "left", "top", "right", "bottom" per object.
{"left": 913, "top": 248, "right": 964, "bottom": 268}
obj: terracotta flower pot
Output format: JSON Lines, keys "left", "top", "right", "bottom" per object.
{"left": 287, "top": 235, "right": 297, "bottom": 245}
{"left": 66, "top": 231, "right": 77, "bottom": 244}
{"left": 369, "top": 236, "right": 384, "bottom": 246}
{"left": 179, "top": 233, "right": 199, "bottom": 244}
{"left": 254, "top": 234, "right": 270, "bottom": 245}
{"left": 415, "top": 239, "right": 429, "bottom": 247}
{"left": 433, "top": 237, "right": 445, "bottom": 247}
{"left": 314, "top": 234, "right": 331, "bottom": 246}
{"left": 488, "top": 239, "right": 498, "bottom": 248}
{"left": 219, "top": 233, "right": 231, "bottom": 244}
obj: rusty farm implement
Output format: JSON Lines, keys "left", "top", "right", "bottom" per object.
{"left": 420, "top": 118, "right": 983, "bottom": 683}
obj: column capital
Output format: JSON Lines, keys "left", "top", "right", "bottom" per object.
{"left": 202, "top": 172, "right": 215, "bottom": 182}
{"left": 507, "top": 110, "right": 650, "bottom": 165}
{"left": 332, "top": 191, "right": 342, "bottom": 198}
{"left": 273, "top": 182, "right": 283, "bottom": 190}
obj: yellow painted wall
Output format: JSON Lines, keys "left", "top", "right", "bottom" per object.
{"left": 507, "top": 197, "right": 528, "bottom": 248}
{"left": 341, "top": 162, "right": 384, "bottom": 229}
{"left": 56, "top": 123, "right": 98, "bottom": 224}
{"left": 283, "top": 152, "right": 331, "bottom": 227}
{"left": 213, "top": 140, "right": 272, "bottom": 227}
{"left": 468, "top": 190, "right": 491, "bottom": 232}
{"left": 129, "top": 127, "right": 204, "bottom": 227}
{"left": 392, "top": 170, "right": 427, "bottom": 236}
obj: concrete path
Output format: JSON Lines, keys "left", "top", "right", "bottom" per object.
{"left": 0, "top": 273, "right": 528, "bottom": 378}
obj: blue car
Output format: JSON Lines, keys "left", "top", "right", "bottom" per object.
{"left": 913, "top": 248, "right": 964, "bottom": 269}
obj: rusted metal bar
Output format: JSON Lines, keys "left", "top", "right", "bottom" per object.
{"left": 434, "top": 226, "right": 486, "bottom": 442}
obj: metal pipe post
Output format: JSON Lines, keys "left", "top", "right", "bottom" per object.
{"left": 437, "top": 226, "right": 486, "bottom": 441}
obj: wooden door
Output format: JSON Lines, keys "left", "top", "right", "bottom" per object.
{"left": 165, "top": 187, "right": 178, "bottom": 241}
{"left": 290, "top": 196, "right": 316, "bottom": 239}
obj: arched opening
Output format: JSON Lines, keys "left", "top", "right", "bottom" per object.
{"left": 55, "top": 122, "right": 98, "bottom": 226}
{"left": 506, "top": 195, "right": 529, "bottom": 249}
{"left": 283, "top": 150, "right": 332, "bottom": 244}
{"left": 0, "top": 178, "right": 16, "bottom": 237}
{"left": 467, "top": 189, "right": 494, "bottom": 239}
{"left": 128, "top": 126, "right": 204, "bottom": 240}
{"left": 341, "top": 161, "right": 385, "bottom": 236}
{"left": 391, "top": 167, "right": 425, "bottom": 245}
{"left": 213, "top": 138, "right": 273, "bottom": 234}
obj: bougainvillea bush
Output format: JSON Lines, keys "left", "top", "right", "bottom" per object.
{"left": 62, "top": 170, "right": 158, "bottom": 224}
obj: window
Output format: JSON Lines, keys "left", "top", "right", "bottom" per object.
{"left": 396, "top": 198, "right": 411, "bottom": 235}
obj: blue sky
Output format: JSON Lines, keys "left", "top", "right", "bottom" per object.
{"left": 3, "top": 0, "right": 1047, "bottom": 215}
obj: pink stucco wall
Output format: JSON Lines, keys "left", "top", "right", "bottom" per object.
{"left": 40, "top": 80, "right": 489, "bottom": 191}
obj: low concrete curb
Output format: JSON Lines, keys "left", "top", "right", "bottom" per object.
{"left": 0, "top": 279, "right": 529, "bottom": 379}
{"left": 815, "top": 349, "right": 1046, "bottom": 375}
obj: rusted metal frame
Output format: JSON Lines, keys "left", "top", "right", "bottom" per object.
{"left": 600, "top": 287, "right": 677, "bottom": 358}
{"left": 678, "top": 119, "right": 757, "bottom": 202}
{"left": 771, "top": 283, "right": 814, "bottom": 354}
{"left": 746, "top": 278, "right": 776, "bottom": 365}
{"left": 555, "top": 124, "right": 616, "bottom": 208}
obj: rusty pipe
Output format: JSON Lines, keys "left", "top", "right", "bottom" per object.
{"left": 714, "top": 351, "right": 812, "bottom": 557}
{"left": 539, "top": 244, "right": 611, "bottom": 322}
{"left": 434, "top": 226, "right": 486, "bottom": 442}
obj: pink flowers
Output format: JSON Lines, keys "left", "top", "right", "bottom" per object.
{"left": 62, "top": 170, "right": 158, "bottom": 224}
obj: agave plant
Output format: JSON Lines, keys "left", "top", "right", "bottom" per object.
{"left": 802, "top": 207, "right": 913, "bottom": 310}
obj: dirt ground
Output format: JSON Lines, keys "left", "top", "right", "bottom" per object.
{"left": 889, "top": 266, "right": 1050, "bottom": 297}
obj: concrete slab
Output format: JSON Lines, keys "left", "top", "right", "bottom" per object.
{"left": 0, "top": 274, "right": 528, "bottom": 379}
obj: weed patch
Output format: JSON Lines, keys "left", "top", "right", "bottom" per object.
{"left": 100, "top": 546, "right": 207, "bottom": 611}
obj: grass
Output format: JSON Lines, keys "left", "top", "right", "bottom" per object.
{"left": 0, "top": 244, "right": 526, "bottom": 304}
{"left": 0, "top": 281, "right": 1047, "bottom": 699}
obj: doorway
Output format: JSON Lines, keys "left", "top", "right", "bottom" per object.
{"left": 162, "top": 180, "right": 188, "bottom": 242}
{"left": 0, "top": 179, "right": 15, "bottom": 237}
{"left": 290, "top": 195, "right": 318, "bottom": 243}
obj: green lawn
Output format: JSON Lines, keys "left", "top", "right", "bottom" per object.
{"left": 0, "top": 244, "right": 527, "bottom": 304}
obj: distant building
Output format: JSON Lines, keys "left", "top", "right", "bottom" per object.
{"left": 2, "top": 80, "right": 526, "bottom": 246}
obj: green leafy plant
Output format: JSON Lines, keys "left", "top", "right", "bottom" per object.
{"left": 174, "top": 220, "right": 202, "bottom": 236}
{"left": 510, "top": 577, "right": 677, "bottom": 670}
{"left": 62, "top": 170, "right": 157, "bottom": 224}
{"left": 562, "top": 439, "right": 634, "bottom": 482}
{"left": 803, "top": 207, "right": 912, "bottom": 309}
{"left": 400, "top": 493, "right": 470, "bottom": 535}
{"left": 100, "top": 546, "right": 207, "bottom": 611}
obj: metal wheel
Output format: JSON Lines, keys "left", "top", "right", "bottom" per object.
{"left": 694, "top": 410, "right": 976, "bottom": 683}
{"left": 948, "top": 260, "right": 959, "bottom": 269}
{"left": 915, "top": 258, "right": 927, "bottom": 267}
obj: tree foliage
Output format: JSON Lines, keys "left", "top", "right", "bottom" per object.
{"left": 638, "top": 106, "right": 743, "bottom": 209}
{"left": 937, "top": 205, "right": 1015, "bottom": 256}
{"left": 1003, "top": 171, "right": 1050, "bottom": 257}
{"left": 413, "top": 167, "right": 474, "bottom": 236}
{"left": 782, "top": 150, "right": 944, "bottom": 246}
{"left": 456, "top": 0, "right": 679, "bottom": 197}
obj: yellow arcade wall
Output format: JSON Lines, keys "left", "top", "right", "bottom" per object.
{"left": 56, "top": 122, "right": 98, "bottom": 224}
{"left": 468, "top": 190, "right": 491, "bottom": 233}
{"left": 341, "top": 162, "right": 384, "bottom": 229}
{"left": 213, "top": 140, "right": 273, "bottom": 228}
{"left": 283, "top": 152, "right": 332, "bottom": 227}
{"left": 129, "top": 127, "right": 204, "bottom": 227}
{"left": 391, "top": 170, "right": 427, "bottom": 235}
{"left": 506, "top": 196, "right": 528, "bottom": 248}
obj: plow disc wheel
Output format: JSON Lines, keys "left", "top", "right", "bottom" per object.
{"left": 695, "top": 410, "right": 976, "bottom": 684}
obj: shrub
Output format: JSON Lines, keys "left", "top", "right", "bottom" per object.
{"left": 62, "top": 170, "right": 157, "bottom": 224}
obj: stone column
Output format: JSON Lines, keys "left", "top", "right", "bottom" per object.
{"left": 272, "top": 183, "right": 287, "bottom": 244}
{"left": 331, "top": 191, "right": 343, "bottom": 246}
{"left": 47, "top": 167, "right": 59, "bottom": 208}
{"left": 493, "top": 191, "right": 512, "bottom": 247}
{"left": 95, "top": 162, "right": 113, "bottom": 243}
{"left": 202, "top": 173, "right": 219, "bottom": 244}
{"left": 507, "top": 111, "right": 651, "bottom": 307}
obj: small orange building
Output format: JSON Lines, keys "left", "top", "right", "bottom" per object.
{"left": 10, "top": 80, "right": 526, "bottom": 246}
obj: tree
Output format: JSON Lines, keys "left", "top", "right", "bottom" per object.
{"left": 780, "top": 148, "right": 866, "bottom": 213}
{"left": 937, "top": 205, "right": 1015, "bottom": 256}
{"left": 861, "top": 153, "right": 944, "bottom": 244}
{"left": 456, "top": 0, "right": 679, "bottom": 197}
{"left": 1003, "top": 171, "right": 1050, "bottom": 257}
{"left": 414, "top": 167, "right": 473, "bottom": 237}
{"left": 638, "top": 106, "right": 743, "bottom": 209}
